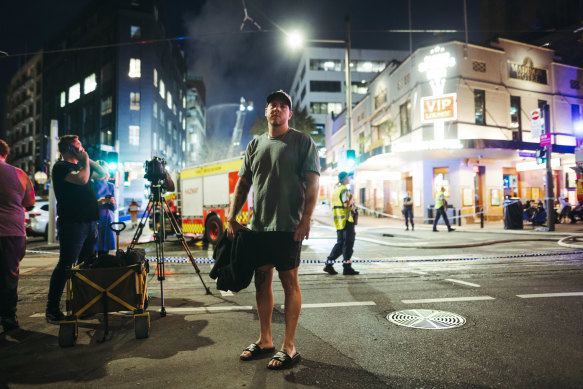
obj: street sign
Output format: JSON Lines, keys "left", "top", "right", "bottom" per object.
{"left": 530, "top": 109, "right": 543, "bottom": 139}
{"left": 540, "top": 133, "right": 551, "bottom": 147}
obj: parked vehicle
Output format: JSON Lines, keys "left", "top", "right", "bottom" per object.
{"left": 27, "top": 201, "right": 50, "bottom": 239}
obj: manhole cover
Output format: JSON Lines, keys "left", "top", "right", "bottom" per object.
{"left": 387, "top": 309, "right": 466, "bottom": 329}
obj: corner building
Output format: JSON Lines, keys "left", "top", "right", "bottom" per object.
{"left": 325, "top": 38, "right": 583, "bottom": 223}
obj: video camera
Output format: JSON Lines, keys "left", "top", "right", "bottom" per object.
{"left": 144, "top": 157, "right": 167, "bottom": 184}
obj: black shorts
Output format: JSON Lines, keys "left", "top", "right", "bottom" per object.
{"left": 255, "top": 231, "right": 301, "bottom": 271}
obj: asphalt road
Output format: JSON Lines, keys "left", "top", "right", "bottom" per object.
{"left": 2, "top": 225, "right": 583, "bottom": 388}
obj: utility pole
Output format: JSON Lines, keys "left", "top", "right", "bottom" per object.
{"left": 544, "top": 104, "right": 554, "bottom": 231}
{"left": 48, "top": 120, "right": 58, "bottom": 244}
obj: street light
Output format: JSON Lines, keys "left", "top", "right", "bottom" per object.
{"left": 286, "top": 16, "right": 353, "bottom": 150}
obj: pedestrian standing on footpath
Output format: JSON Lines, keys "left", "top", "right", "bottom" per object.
{"left": 45, "top": 135, "right": 107, "bottom": 324}
{"left": 128, "top": 199, "right": 140, "bottom": 228}
{"left": 323, "top": 171, "right": 359, "bottom": 276}
{"left": 402, "top": 191, "right": 414, "bottom": 231}
{"left": 432, "top": 186, "right": 455, "bottom": 232}
{"left": 0, "top": 140, "right": 35, "bottom": 332}
{"left": 228, "top": 90, "right": 320, "bottom": 370}
{"left": 93, "top": 161, "right": 116, "bottom": 256}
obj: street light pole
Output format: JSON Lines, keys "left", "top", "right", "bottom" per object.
{"left": 344, "top": 16, "right": 352, "bottom": 150}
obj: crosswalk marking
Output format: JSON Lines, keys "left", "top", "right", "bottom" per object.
{"left": 402, "top": 296, "right": 495, "bottom": 304}
{"left": 445, "top": 279, "right": 480, "bottom": 287}
{"left": 280, "top": 301, "right": 376, "bottom": 309}
{"left": 517, "top": 292, "right": 583, "bottom": 299}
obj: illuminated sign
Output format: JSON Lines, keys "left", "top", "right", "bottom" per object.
{"left": 418, "top": 46, "right": 456, "bottom": 96}
{"left": 516, "top": 158, "right": 560, "bottom": 172}
{"left": 421, "top": 93, "right": 457, "bottom": 123}
{"left": 392, "top": 139, "right": 463, "bottom": 153}
{"left": 508, "top": 57, "right": 548, "bottom": 85}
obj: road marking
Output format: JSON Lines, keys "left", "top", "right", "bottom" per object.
{"left": 151, "top": 306, "right": 253, "bottom": 313}
{"left": 219, "top": 290, "right": 234, "bottom": 296}
{"left": 517, "top": 292, "right": 583, "bottom": 299}
{"left": 402, "top": 296, "right": 495, "bottom": 304}
{"left": 410, "top": 270, "right": 428, "bottom": 275}
{"left": 280, "top": 301, "right": 376, "bottom": 309}
{"left": 445, "top": 279, "right": 480, "bottom": 287}
{"left": 19, "top": 268, "right": 35, "bottom": 274}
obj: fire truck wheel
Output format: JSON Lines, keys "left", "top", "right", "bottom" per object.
{"left": 205, "top": 214, "right": 223, "bottom": 245}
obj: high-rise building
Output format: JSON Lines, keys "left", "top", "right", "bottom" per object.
{"left": 289, "top": 47, "right": 408, "bottom": 142}
{"left": 4, "top": 52, "right": 44, "bottom": 191}
{"left": 41, "top": 0, "right": 187, "bottom": 208}
{"left": 185, "top": 75, "right": 206, "bottom": 166}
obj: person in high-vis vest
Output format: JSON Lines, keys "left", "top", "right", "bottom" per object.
{"left": 433, "top": 186, "right": 455, "bottom": 232}
{"left": 324, "top": 171, "right": 359, "bottom": 275}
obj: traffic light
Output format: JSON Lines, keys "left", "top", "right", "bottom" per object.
{"left": 105, "top": 151, "right": 118, "bottom": 172}
{"left": 535, "top": 147, "right": 546, "bottom": 164}
{"left": 346, "top": 149, "right": 356, "bottom": 168}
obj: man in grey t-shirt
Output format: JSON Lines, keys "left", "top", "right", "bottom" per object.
{"left": 227, "top": 90, "right": 320, "bottom": 370}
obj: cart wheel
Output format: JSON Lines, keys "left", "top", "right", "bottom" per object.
{"left": 135, "top": 313, "right": 150, "bottom": 339}
{"left": 58, "top": 322, "right": 77, "bottom": 347}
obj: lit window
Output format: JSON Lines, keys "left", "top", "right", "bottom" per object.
{"left": 183, "top": 118, "right": 186, "bottom": 130}
{"left": 84, "top": 74, "right": 97, "bottom": 94}
{"left": 153, "top": 101, "right": 158, "bottom": 118}
{"left": 129, "top": 125, "right": 140, "bottom": 145}
{"left": 153, "top": 68, "right": 158, "bottom": 87}
{"left": 182, "top": 140, "right": 186, "bottom": 152}
{"left": 153, "top": 132, "right": 157, "bottom": 150}
{"left": 68, "top": 83, "right": 80, "bottom": 103}
{"left": 474, "top": 89, "right": 486, "bottom": 125}
{"left": 129, "top": 58, "right": 141, "bottom": 78}
{"left": 60, "top": 92, "right": 66, "bottom": 107}
{"left": 167, "top": 92, "right": 172, "bottom": 109}
{"left": 101, "top": 96, "right": 112, "bottom": 115}
{"left": 173, "top": 103, "right": 176, "bottom": 115}
{"left": 182, "top": 96, "right": 186, "bottom": 108}
{"left": 130, "top": 25, "right": 141, "bottom": 40}
{"left": 130, "top": 92, "right": 140, "bottom": 110}
{"left": 159, "top": 79, "right": 165, "bottom": 99}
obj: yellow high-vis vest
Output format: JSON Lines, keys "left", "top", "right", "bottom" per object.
{"left": 332, "top": 184, "right": 353, "bottom": 230}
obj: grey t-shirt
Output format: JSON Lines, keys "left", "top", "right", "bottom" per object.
{"left": 240, "top": 128, "right": 320, "bottom": 232}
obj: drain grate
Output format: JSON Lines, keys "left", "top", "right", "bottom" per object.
{"left": 387, "top": 309, "right": 466, "bottom": 329}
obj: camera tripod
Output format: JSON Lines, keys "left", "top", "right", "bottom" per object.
{"left": 128, "top": 182, "right": 211, "bottom": 317}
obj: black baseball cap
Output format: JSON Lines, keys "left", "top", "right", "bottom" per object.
{"left": 266, "top": 90, "right": 292, "bottom": 110}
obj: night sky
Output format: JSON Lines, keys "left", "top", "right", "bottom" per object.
{"left": 0, "top": 0, "right": 481, "bottom": 143}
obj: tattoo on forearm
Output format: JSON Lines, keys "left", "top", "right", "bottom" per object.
{"left": 254, "top": 269, "right": 268, "bottom": 291}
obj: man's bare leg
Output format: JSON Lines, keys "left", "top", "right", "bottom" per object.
{"left": 240, "top": 265, "right": 274, "bottom": 359}
{"left": 268, "top": 267, "right": 301, "bottom": 368}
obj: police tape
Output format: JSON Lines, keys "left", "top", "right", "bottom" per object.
{"left": 26, "top": 249, "right": 583, "bottom": 264}
{"left": 145, "top": 249, "right": 583, "bottom": 264}
{"left": 356, "top": 199, "right": 534, "bottom": 221}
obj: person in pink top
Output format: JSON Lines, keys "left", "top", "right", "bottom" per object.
{"left": 0, "top": 139, "right": 35, "bottom": 332}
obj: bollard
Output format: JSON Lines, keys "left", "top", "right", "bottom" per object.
{"left": 458, "top": 209, "right": 461, "bottom": 226}
{"left": 480, "top": 207, "right": 484, "bottom": 228}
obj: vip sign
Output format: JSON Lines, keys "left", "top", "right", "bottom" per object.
{"left": 421, "top": 93, "right": 457, "bottom": 123}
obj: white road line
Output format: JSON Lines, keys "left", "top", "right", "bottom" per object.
{"left": 445, "top": 278, "right": 480, "bottom": 288}
{"left": 280, "top": 301, "right": 376, "bottom": 309}
{"left": 155, "top": 306, "right": 253, "bottom": 313}
{"left": 19, "top": 268, "right": 34, "bottom": 274}
{"left": 402, "top": 296, "right": 495, "bottom": 304}
{"left": 220, "top": 290, "right": 234, "bottom": 296}
{"left": 410, "top": 270, "right": 428, "bottom": 275}
{"left": 517, "top": 292, "right": 583, "bottom": 299}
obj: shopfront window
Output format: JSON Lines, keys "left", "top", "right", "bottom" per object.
{"left": 510, "top": 96, "right": 521, "bottom": 141}
{"left": 433, "top": 167, "right": 449, "bottom": 200}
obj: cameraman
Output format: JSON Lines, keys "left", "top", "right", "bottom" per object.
{"left": 45, "top": 135, "right": 107, "bottom": 324}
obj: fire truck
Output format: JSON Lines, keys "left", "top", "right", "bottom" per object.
{"left": 178, "top": 157, "right": 251, "bottom": 244}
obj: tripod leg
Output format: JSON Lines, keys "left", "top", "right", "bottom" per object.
{"left": 162, "top": 199, "right": 212, "bottom": 295}
{"left": 153, "top": 195, "right": 167, "bottom": 317}
{"left": 128, "top": 198, "right": 154, "bottom": 250}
